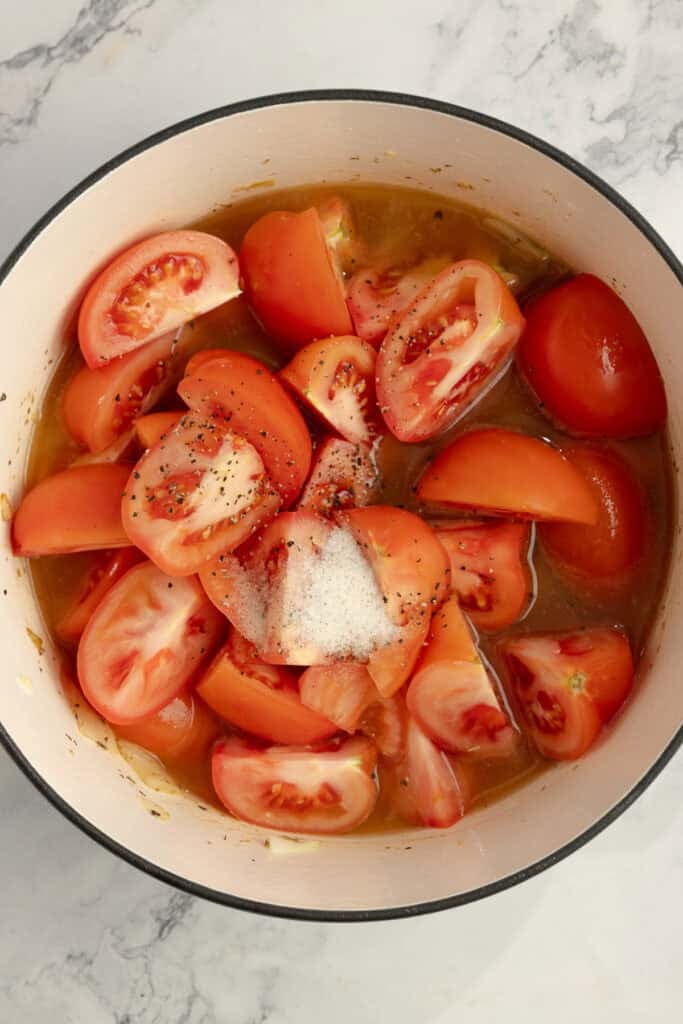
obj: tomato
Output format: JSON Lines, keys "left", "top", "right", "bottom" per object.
{"left": 56, "top": 547, "right": 143, "bottom": 643}
{"left": 70, "top": 430, "right": 136, "bottom": 467}
{"left": 280, "top": 335, "right": 379, "bottom": 445}
{"left": 135, "top": 410, "right": 183, "bottom": 450}
{"left": 298, "top": 437, "right": 379, "bottom": 516}
{"left": 211, "top": 735, "right": 378, "bottom": 834}
{"left": 366, "top": 616, "right": 429, "bottom": 698}
{"left": 299, "top": 662, "right": 378, "bottom": 732}
{"left": 179, "top": 350, "right": 312, "bottom": 506}
{"left": 376, "top": 260, "right": 525, "bottom": 442}
{"left": 240, "top": 208, "right": 353, "bottom": 350}
{"left": 316, "top": 195, "right": 363, "bottom": 276}
{"left": 407, "top": 597, "right": 515, "bottom": 756}
{"left": 13, "top": 463, "right": 131, "bottom": 556}
{"left": 387, "top": 718, "right": 469, "bottom": 828}
{"left": 501, "top": 628, "right": 634, "bottom": 760}
{"left": 77, "top": 561, "right": 224, "bottom": 725}
{"left": 433, "top": 519, "right": 532, "bottom": 632}
{"left": 122, "top": 415, "right": 280, "bottom": 576}
{"left": 196, "top": 632, "right": 336, "bottom": 745}
{"left": 116, "top": 689, "right": 220, "bottom": 763}
{"left": 358, "top": 694, "right": 406, "bottom": 761}
{"left": 78, "top": 231, "right": 240, "bottom": 367}
{"left": 418, "top": 428, "right": 599, "bottom": 525}
{"left": 347, "top": 258, "right": 448, "bottom": 347}
{"left": 63, "top": 332, "right": 183, "bottom": 454}
{"left": 518, "top": 274, "right": 667, "bottom": 438}
{"left": 539, "top": 445, "right": 647, "bottom": 584}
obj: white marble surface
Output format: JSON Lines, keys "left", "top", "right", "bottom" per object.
{"left": 0, "top": 0, "right": 681, "bottom": 1020}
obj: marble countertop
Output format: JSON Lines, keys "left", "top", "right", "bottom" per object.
{"left": 1, "top": 1, "right": 681, "bottom": 1020}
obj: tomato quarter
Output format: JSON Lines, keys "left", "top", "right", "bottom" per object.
{"left": 347, "top": 258, "right": 449, "bottom": 347}
{"left": 298, "top": 437, "right": 379, "bottom": 517}
{"left": 135, "top": 410, "right": 183, "bottom": 450}
{"left": 56, "top": 547, "right": 143, "bottom": 643}
{"left": 299, "top": 662, "right": 379, "bottom": 732}
{"left": 116, "top": 689, "right": 220, "bottom": 763}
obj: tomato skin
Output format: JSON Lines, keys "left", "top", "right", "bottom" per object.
{"left": 78, "top": 230, "right": 240, "bottom": 367}
{"left": 376, "top": 260, "right": 525, "bottom": 442}
{"left": 56, "top": 547, "right": 143, "bottom": 643}
{"left": 501, "top": 628, "right": 634, "bottom": 760}
{"left": 298, "top": 437, "right": 379, "bottom": 516}
{"left": 391, "top": 718, "right": 469, "bottom": 828}
{"left": 179, "top": 350, "right": 312, "bottom": 506}
{"left": 13, "top": 463, "right": 131, "bottom": 556}
{"left": 357, "top": 694, "right": 406, "bottom": 761}
{"left": 518, "top": 274, "right": 667, "bottom": 438}
{"left": 116, "top": 690, "right": 220, "bottom": 763}
{"left": 240, "top": 208, "right": 353, "bottom": 350}
{"left": 367, "top": 616, "right": 429, "bottom": 698}
{"left": 347, "top": 258, "right": 448, "bottom": 347}
{"left": 135, "top": 411, "right": 183, "bottom": 450}
{"left": 299, "top": 662, "right": 379, "bottom": 732}
{"left": 211, "top": 735, "right": 378, "bottom": 835}
{"left": 418, "top": 428, "right": 599, "bottom": 525}
{"left": 539, "top": 445, "right": 647, "bottom": 584}
{"left": 77, "top": 561, "right": 224, "bottom": 725}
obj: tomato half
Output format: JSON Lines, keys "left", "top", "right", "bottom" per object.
{"left": 77, "top": 561, "right": 224, "bottom": 725}
{"left": 179, "top": 349, "right": 312, "bottom": 506}
{"left": 211, "top": 735, "right": 378, "bottom": 834}
{"left": 280, "top": 335, "right": 379, "bottom": 445}
{"left": 539, "top": 445, "right": 647, "bottom": 584}
{"left": 13, "top": 463, "right": 131, "bottom": 556}
{"left": 376, "top": 260, "right": 525, "bottom": 442}
{"left": 240, "top": 208, "right": 353, "bottom": 350}
{"left": 518, "top": 274, "right": 667, "bottom": 438}
{"left": 298, "top": 437, "right": 379, "bottom": 516}
{"left": 56, "top": 547, "right": 143, "bottom": 643}
{"left": 122, "top": 415, "right": 280, "bottom": 576}
{"left": 418, "top": 428, "right": 599, "bottom": 525}
{"left": 63, "top": 331, "right": 183, "bottom": 454}
{"left": 501, "top": 628, "right": 634, "bottom": 760}
{"left": 135, "top": 410, "right": 183, "bottom": 450}
{"left": 116, "top": 689, "right": 220, "bottom": 763}
{"left": 78, "top": 230, "right": 240, "bottom": 367}
{"left": 299, "top": 662, "right": 378, "bottom": 732}
{"left": 347, "top": 258, "right": 448, "bottom": 347}
{"left": 389, "top": 718, "right": 469, "bottom": 828}
{"left": 433, "top": 519, "right": 532, "bottom": 632}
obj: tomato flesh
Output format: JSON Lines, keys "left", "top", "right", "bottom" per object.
{"left": 347, "top": 258, "right": 449, "bottom": 347}
{"left": 135, "top": 411, "right": 183, "bottom": 450}
{"left": 299, "top": 662, "right": 379, "bottom": 732}
{"left": 116, "top": 689, "right": 220, "bottom": 763}
{"left": 395, "top": 718, "right": 469, "bottom": 828}
{"left": 298, "top": 437, "right": 379, "bottom": 516}
{"left": 56, "top": 547, "right": 143, "bottom": 643}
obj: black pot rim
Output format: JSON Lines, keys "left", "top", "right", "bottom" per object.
{"left": 1, "top": 88, "right": 681, "bottom": 924}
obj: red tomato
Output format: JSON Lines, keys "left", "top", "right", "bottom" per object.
{"left": 116, "top": 690, "right": 220, "bottom": 763}
{"left": 433, "top": 519, "right": 532, "bottom": 632}
{"left": 390, "top": 718, "right": 469, "bottom": 828}
{"left": 13, "top": 463, "right": 131, "bottom": 556}
{"left": 240, "top": 208, "right": 353, "bottom": 350}
{"left": 358, "top": 694, "right": 406, "bottom": 761}
{"left": 501, "top": 628, "right": 634, "bottom": 760}
{"left": 63, "top": 332, "right": 182, "bottom": 454}
{"left": 70, "top": 430, "right": 136, "bottom": 467}
{"left": 539, "top": 445, "right": 647, "bottom": 584}
{"left": 135, "top": 410, "right": 183, "bottom": 450}
{"left": 518, "top": 274, "right": 666, "bottom": 438}
{"left": 316, "top": 195, "right": 363, "bottom": 276}
{"left": 367, "top": 616, "right": 430, "bottom": 698}
{"left": 179, "top": 350, "right": 312, "bottom": 506}
{"left": 77, "top": 561, "right": 224, "bottom": 725}
{"left": 299, "top": 662, "right": 378, "bottom": 732}
{"left": 122, "top": 415, "right": 280, "bottom": 576}
{"left": 347, "top": 258, "right": 448, "bottom": 347}
{"left": 211, "top": 735, "right": 378, "bottom": 834}
{"left": 78, "top": 231, "right": 240, "bottom": 367}
{"left": 298, "top": 437, "right": 379, "bottom": 516}
{"left": 280, "top": 335, "right": 379, "bottom": 445}
{"left": 56, "top": 547, "right": 143, "bottom": 643}
{"left": 418, "top": 428, "right": 599, "bottom": 525}
{"left": 376, "top": 260, "right": 525, "bottom": 442}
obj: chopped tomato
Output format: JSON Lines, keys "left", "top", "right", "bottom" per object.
{"left": 121, "top": 415, "right": 280, "bottom": 576}
{"left": 418, "top": 428, "right": 599, "bottom": 525}
{"left": 211, "top": 735, "right": 378, "bottom": 834}
{"left": 13, "top": 463, "right": 131, "bottom": 556}
{"left": 70, "top": 430, "right": 136, "bottom": 467}
{"left": 298, "top": 437, "right": 379, "bottom": 516}
{"left": 116, "top": 689, "right": 220, "bottom": 762}
{"left": 77, "top": 561, "right": 224, "bottom": 725}
{"left": 78, "top": 230, "right": 240, "bottom": 367}
{"left": 539, "top": 445, "right": 647, "bottom": 584}
{"left": 56, "top": 547, "right": 143, "bottom": 643}
{"left": 367, "top": 616, "right": 430, "bottom": 697}
{"left": 358, "top": 694, "right": 406, "bottom": 761}
{"left": 63, "top": 332, "right": 183, "bottom": 454}
{"left": 240, "top": 208, "right": 353, "bottom": 350}
{"left": 135, "top": 410, "right": 183, "bottom": 450}
{"left": 501, "top": 628, "right": 634, "bottom": 760}
{"left": 179, "top": 349, "right": 311, "bottom": 506}
{"left": 376, "top": 260, "right": 525, "bottom": 442}
{"left": 299, "top": 662, "right": 378, "bottom": 732}
{"left": 316, "top": 195, "right": 363, "bottom": 276}
{"left": 388, "top": 718, "right": 469, "bottom": 828}
{"left": 280, "top": 335, "right": 380, "bottom": 445}
{"left": 347, "top": 258, "right": 448, "bottom": 347}
{"left": 433, "top": 519, "right": 532, "bottom": 632}
{"left": 518, "top": 274, "right": 667, "bottom": 438}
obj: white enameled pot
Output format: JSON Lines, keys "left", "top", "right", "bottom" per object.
{"left": 0, "top": 91, "right": 681, "bottom": 921}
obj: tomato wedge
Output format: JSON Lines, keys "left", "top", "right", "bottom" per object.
{"left": 501, "top": 628, "right": 634, "bottom": 760}
{"left": 298, "top": 437, "right": 379, "bottom": 516}
{"left": 13, "top": 463, "right": 130, "bottom": 556}
{"left": 78, "top": 230, "right": 240, "bottom": 367}
{"left": 116, "top": 690, "right": 220, "bottom": 763}
{"left": 56, "top": 547, "right": 143, "bottom": 643}
{"left": 122, "top": 415, "right": 280, "bottom": 576}
{"left": 376, "top": 260, "right": 525, "bottom": 442}
{"left": 240, "top": 207, "right": 353, "bottom": 350}
{"left": 518, "top": 274, "right": 667, "bottom": 438}
{"left": 196, "top": 630, "right": 337, "bottom": 745}
{"left": 70, "top": 429, "right": 136, "bottom": 467}
{"left": 135, "top": 410, "right": 183, "bottom": 450}
{"left": 280, "top": 335, "right": 379, "bottom": 445}
{"left": 179, "top": 350, "right": 311, "bottom": 506}
{"left": 347, "top": 258, "right": 448, "bottom": 347}
{"left": 388, "top": 718, "right": 469, "bottom": 828}
{"left": 358, "top": 694, "right": 406, "bottom": 761}
{"left": 77, "top": 561, "right": 223, "bottom": 725}
{"left": 316, "top": 195, "right": 363, "bottom": 276}
{"left": 211, "top": 735, "right": 378, "bottom": 834}
{"left": 299, "top": 662, "right": 379, "bottom": 732}
{"left": 433, "top": 519, "right": 532, "bottom": 632}
{"left": 418, "top": 428, "right": 599, "bottom": 525}
{"left": 366, "top": 616, "right": 430, "bottom": 698}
